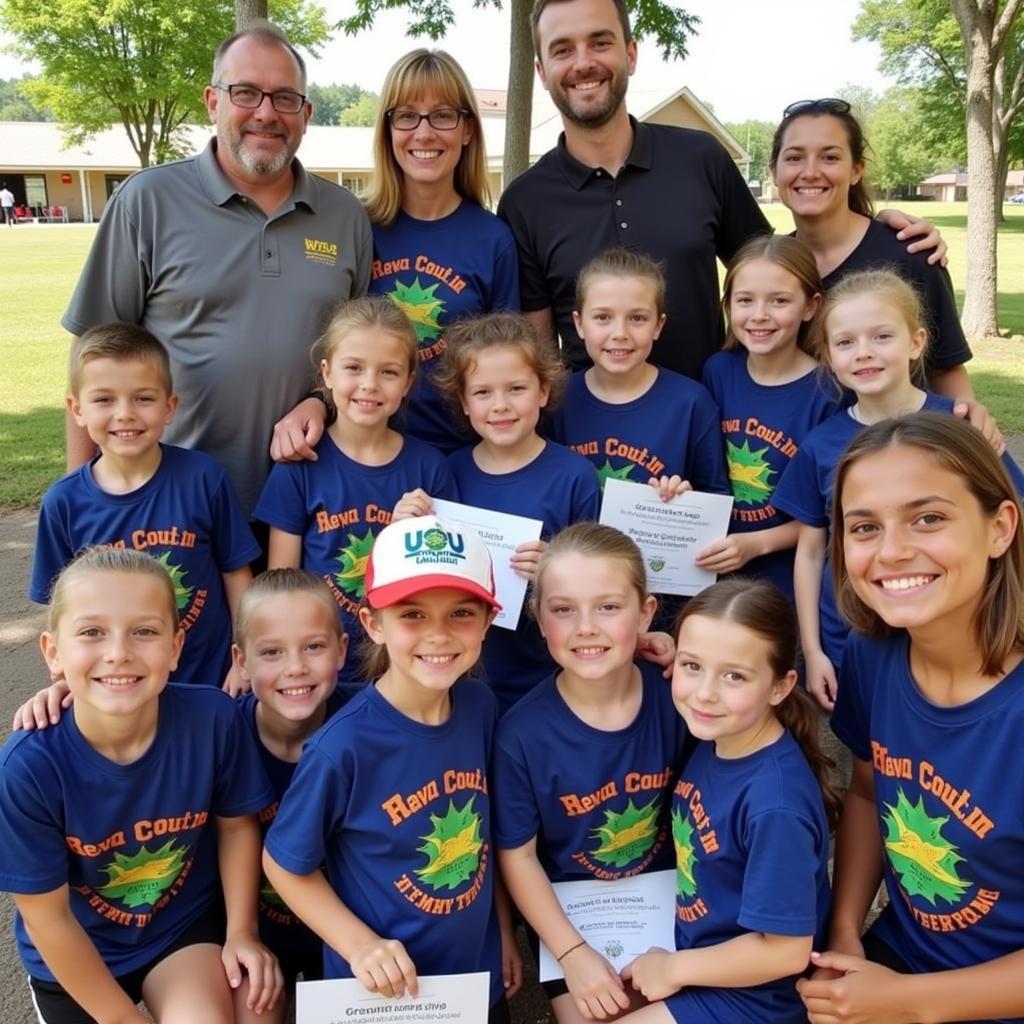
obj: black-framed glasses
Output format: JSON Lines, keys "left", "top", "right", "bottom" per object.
{"left": 386, "top": 107, "right": 469, "bottom": 131}
{"left": 215, "top": 83, "right": 307, "bottom": 114}
{"left": 782, "top": 98, "right": 852, "bottom": 120}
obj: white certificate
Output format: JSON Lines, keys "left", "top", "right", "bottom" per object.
{"left": 599, "top": 479, "right": 734, "bottom": 596}
{"left": 296, "top": 972, "right": 490, "bottom": 1023}
{"left": 538, "top": 870, "right": 677, "bottom": 981}
{"left": 433, "top": 498, "right": 543, "bottom": 630}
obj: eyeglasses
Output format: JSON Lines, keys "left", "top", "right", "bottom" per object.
{"left": 782, "top": 98, "right": 852, "bottom": 120}
{"left": 215, "top": 83, "right": 307, "bottom": 114}
{"left": 386, "top": 107, "right": 468, "bottom": 131}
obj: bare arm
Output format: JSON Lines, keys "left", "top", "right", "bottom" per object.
{"left": 523, "top": 307, "right": 557, "bottom": 349}
{"left": 695, "top": 521, "right": 800, "bottom": 574}
{"left": 220, "top": 567, "right": 254, "bottom": 694}
{"left": 793, "top": 523, "right": 836, "bottom": 710}
{"left": 267, "top": 528, "right": 302, "bottom": 569}
{"left": 927, "top": 365, "right": 1005, "bottom": 455}
{"left": 15, "top": 887, "right": 148, "bottom": 1024}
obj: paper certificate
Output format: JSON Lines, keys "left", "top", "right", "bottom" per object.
{"left": 296, "top": 972, "right": 490, "bottom": 1023}
{"left": 538, "top": 870, "right": 677, "bottom": 982}
{"left": 432, "top": 498, "right": 543, "bottom": 630}
{"left": 598, "top": 480, "right": 734, "bottom": 596}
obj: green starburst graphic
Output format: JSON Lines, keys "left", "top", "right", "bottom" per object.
{"left": 590, "top": 798, "right": 660, "bottom": 869}
{"left": 415, "top": 797, "right": 484, "bottom": 892}
{"left": 97, "top": 840, "right": 187, "bottom": 909}
{"left": 154, "top": 551, "right": 193, "bottom": 612}
{"left": 726, "top": 439, "right": 776, "bottom": 505}
{"left": 388, "top": 278, "right": 445, "bottom": 342}
{"left": 596, "top": 460, "right": 635, "bottom": 489}
{"left": 334, "top": 529, "right": 375, "bottom": 598}
{"left": 672, "top": 808, "right": 698, "bottom": 898}
{"left": 882, "top": 789, "right": 971, "bottom": 906}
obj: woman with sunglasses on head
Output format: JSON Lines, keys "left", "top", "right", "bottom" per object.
{"left": 363, "top": 50, "right": 520, "bottom": 454}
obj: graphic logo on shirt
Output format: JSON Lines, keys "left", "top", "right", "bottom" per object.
{"left": 415, "top": 797, "right": 484, "bottom": 891}
{"left": 590, "top": 797, "right": 660, "bottom": 869}
{"left": 671, "top": 808, "right": 698, "bottom": 898}
{"left": 726, "top": 439, "right": 776, "bottom": 505}
{"left": 304, "top": 237, "right": 339, "bottom": 266}
{"left": 388, "top": 278, "right": 446, "bottom": 343}
{"left": 882, "top": 788, "right": 972, "bottom": 906}
{"left": 403, "top": 526, "right": 466, "bottom": 565}
{"left": 597, "top": 460, "right": 635, "bottom": 489}
{"left": 154, "top": 551, "right": 194, "bottom": 612}
{"left": 97, "top": 839, "right": 187, "bottom": 909}
{"left": 334, "top": 528, "right": 376, "bottom": 599}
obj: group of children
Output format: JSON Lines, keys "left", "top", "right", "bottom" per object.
{"left": 3, "top": 230, "right": 1024, "bottom": 1024}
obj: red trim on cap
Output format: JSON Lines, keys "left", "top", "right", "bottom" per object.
{"left": 366, "top": 573, "right": 502, "bottom": 611}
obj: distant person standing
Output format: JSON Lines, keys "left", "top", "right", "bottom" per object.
{"left": 0, "top": 184, "right": 14, "bottom": 226}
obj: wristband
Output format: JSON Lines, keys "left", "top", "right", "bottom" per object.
{"left": 557, "top": 939, "right": 586, "bottom": 962}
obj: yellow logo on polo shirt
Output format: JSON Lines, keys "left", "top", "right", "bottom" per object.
{"left": 304, "top": 237, "right": 338, "bottom": 266}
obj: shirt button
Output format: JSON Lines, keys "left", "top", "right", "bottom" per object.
{"left": 616, "top": 199, "right": 622, "bottom": 206}
{"left": 595, "top": 169, "right": 602, "bottom": 176}
{"left": 266, "top": 250, "right": 272, "bottom": 257}
{"left": 620, "top": 222, "right": 628, "bottom": 229}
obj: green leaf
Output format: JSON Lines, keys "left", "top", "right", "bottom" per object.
{"left": 415, "top": 797, "right": 484, "bottom": 892}
{"left": 590, "top": 797, "right": 660, "bottom": 869}
{"left": 334, "top": 528, "right": 376, "bottom": 598}
{"left": 671, "top": 807, "right": 697, "bottom": 898}
{"left": 97, "top": 839, "right": 187, "bottom": 909}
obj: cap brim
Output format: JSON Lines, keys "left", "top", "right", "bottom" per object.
{"left": 366, "top": 574, "right": 502, "bottom": 611}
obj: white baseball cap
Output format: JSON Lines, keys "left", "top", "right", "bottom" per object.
{"left": 364, "top": 515, "right": 501, "bottom": 611}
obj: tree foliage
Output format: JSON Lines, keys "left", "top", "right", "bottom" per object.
{"left": 723, "top": 119, "right": 775, "bottom": 184}
{"left": 0, "top": 76, "right": 54, "bottom": 120}
{"left": 307, "top": 83, "right": 378, "bottom": 125}
{"left": 2, "top": 0, "right": 330, "bottom": 167}
{"left": 867, "top": 87, "right": 942, "bottom": 195}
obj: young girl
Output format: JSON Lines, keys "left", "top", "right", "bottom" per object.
{"left": 798, "top": 413, "right": 1024, "bottom": 1023}
{"left": 263, "top": 515, "right": 520, "bottom": 1022}
{"left": 255, "top": 297, "right": 457, "bottom": 681}
{"left": 0, "top": 547, "right": 281, "bottom": 1023}
{"left": 618, "top": 577, "right": 837, "bottom": 1024}
{"left": 494, "top": 523, "right": 690, "bottom": 1023}
{"left": 431, "top": 313, "right": 601, "bottom": 712}
{"left": 700, "top": 236, "right": 841, "bottom": 598}
{"left": 547, "top": 249, "right": 729, "bottom": 499}
{"left": 772, "top": 270, "right": 1023, "bottom": 710}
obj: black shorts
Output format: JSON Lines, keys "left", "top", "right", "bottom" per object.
{"left": 28, "top": 906, "right": 225, "bottom": 1024}
{"left": 276, "top": 945, "right": 323, "bottom": 986}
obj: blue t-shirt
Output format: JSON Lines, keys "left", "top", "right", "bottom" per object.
{"left": 447, "top": 441, "right": 601, "bottom": 712}
{"left": 772, "top": 393, "right": 1024, "bottom": 667}
{"left": 30, "top": 444, "right": 259, "bottom": 686}
{"left": 254, "top": 433, "right": 456, "bottom": 681}
{"left": 264, "top": 679, "right": 505, "bottom": 1005}
{"left": 701, "top": 350, "right": 842, "bottom": 598}
{"left": 0, "top": 686, "right": 273, "bottom": 981}
{"left": 665, "top": 732, "right": 830, "bottom": 1024}
{"left": 369, "top": 202, "right": 521, "bottom": 454}
{"left": 548, "top": 369, "right": 730, "bottom": 497}
{"left": 493, "top": 662, "right": 689, "bottom": 882}
{"left": 834, "top": 635, "right": 1024, "bottom": 1016}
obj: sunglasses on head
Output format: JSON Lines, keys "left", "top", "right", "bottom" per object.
{"left": 782, "top": 98, "right": 852, "bottom": 120}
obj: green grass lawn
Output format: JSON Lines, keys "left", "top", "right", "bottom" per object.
{"left": 1, "top": 205, "right": 1023, "bottom": 509}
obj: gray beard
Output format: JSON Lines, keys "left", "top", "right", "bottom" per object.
{"left": 232, "top": 136, "right": 292, "bottom": 177}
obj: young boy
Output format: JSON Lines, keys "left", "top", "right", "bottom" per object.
{"left": 31, "top": 322, "right": 259, "bottom": 689}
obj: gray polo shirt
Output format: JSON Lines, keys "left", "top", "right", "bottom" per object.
{"left": 63, "top": 139, "right": 372, "bottom": 514}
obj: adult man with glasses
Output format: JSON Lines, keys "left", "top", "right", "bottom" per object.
{"left": 61, "top": 23, "right": 372, "bottom": 519}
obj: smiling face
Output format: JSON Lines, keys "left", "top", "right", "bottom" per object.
{"left": 460, "top": 345, "right": 550, "bottom": 452}
{"left": 389, "top": 88, "right": 472, "bottom": 194}
{"left": 534, "top": 0, "right": 636, "bottom": 129}
{"left": 671, "top": 615, "right": 795, "bottom": 758}
{"left": 840, "top": 445, "right": 1017, "bottom": 640}
{"left": 727, "top": 258, "right": 819, "bottom": 359}
{"left": 235, "top": 592, "right": 345, "bottom": 726}
{"left": 573, "top": 273, "right": 665, "bottom": 379}
{"left": 772, "top": 114, "right": 863, "bottom": 222}
{"left": 322, "top": 327, "right": 414, "bottom": 430}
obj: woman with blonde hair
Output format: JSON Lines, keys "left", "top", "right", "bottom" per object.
{"left": 365, "top": 48, "right": 520, "bottom": 453}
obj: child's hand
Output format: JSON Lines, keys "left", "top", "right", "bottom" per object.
{"left": 500, "top": 923, "right": 524, "bottom": 998}
{"left": 621, "top": 946, "right": 680, "bottom": 1001}
{"left": 350, "top": 936, "right": 419, "bottom": 999}
{"left": 635, "top": 631, "right": 675, "bottom": 679}
{"left": 648, "top": 475, "right": 692, "bottom": 503}
{"left": 805, "top": 650, "right": 838, "bottom": 712}
{"left": 560, "top": 941, "right": 631, "bottom": 1020}
{"left": 222, "top": 662, "right": 250, "bottom": 698}
{"left": 804, "top": 934, "right": 865, "bottom": 983}
{"left": 12, "top": 680, "right": 72, "bottom": 731}
{"left": 694, "top": 534, "right": 756, "bottom": 575}
{"left": 510, "top": 539, "right": 547, "bottom": 581}
{"left": 798, "top": 951, "right": 903, "bottom": 1023}
{"left": 221, "top": 932, "right": 284, "bottom": 1014}
{"left": 392, "top": 489, "right": 434, "bottom": 522}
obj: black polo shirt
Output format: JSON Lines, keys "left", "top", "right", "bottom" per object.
{"left": 498, "top": 118, "right": 770, "bottom": 380}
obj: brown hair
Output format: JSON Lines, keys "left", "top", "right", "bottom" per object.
{"left": 575, "top": 248, "right": 666, "bottom": 317}
{"left": 362, "top": 49, "right": 489, "bottom": 225}
{"left": 721, "top": 235, "right": 823, "bottom": 355}
{"left": 531, "top": 0, "right": 632, "bottom": 60}
{"left": 676, "top": 578, "right": 842, "bottom": 831}
{"left": 314, "top": 296, "right": 418, "bottom": 386}
{"left": 48, "top": 547, "right": 179, "bottom": 633}
{"left": 434, "top": 312, "right": 568, "bottom": 422}
{"left": 770, "top": 108, "right": 873, "bottom": 219}
{"left": 212, "top": 21, "right": 307, "bottom": 91}
{"left": 69, "top": 322, "right": 173, "bottom": 396}
{"left": 234, "top": 568, "right": 344, "bottom": 648}
{"left": 830, "top": 413, "right": 1024, "bottom": 677}
{"left": 531, "top": 523, "right": 650, "bottom": 618}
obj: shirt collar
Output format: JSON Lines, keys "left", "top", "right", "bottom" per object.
{"left": 197, "top": 137, "right": 315, "bottom": 211}
{"left": 555, "top": 116, "right": 653, "bottom": 189}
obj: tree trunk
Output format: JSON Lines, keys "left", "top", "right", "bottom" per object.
{"left": 235, "top": 0, "right": 267, "bottom": 29}
{"left": 993, "top": 114, "right": 1009, "bottom": 224}
{"left": 503, "top": 0, "right": 534, "bottom": 190}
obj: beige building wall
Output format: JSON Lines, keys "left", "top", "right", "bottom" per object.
{"left": 40, "top": 172, "right": 83, "bottom": 219}
{"left": 645, "top": 97, "right": 709, "bottom": 132}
